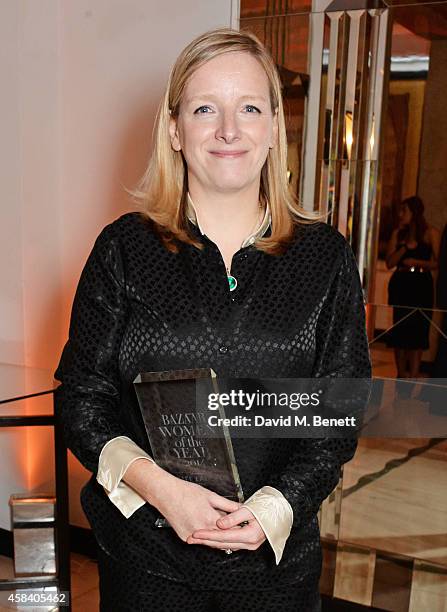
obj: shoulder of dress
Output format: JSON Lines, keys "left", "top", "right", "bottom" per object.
{"left": 293, "top": 220, "right": 350, "bottom": 258}
{"left": 109, "top": 211, "right": 149, "bottom": 230}
{"left": 101, "top": 211, "right": 159, "bottom": 242}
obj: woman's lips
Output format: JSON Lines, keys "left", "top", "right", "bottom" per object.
{"left": 209, "top": 151, "right": 248, "bottom": 158}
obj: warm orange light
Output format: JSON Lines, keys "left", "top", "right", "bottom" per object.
{"left": 344, "top": 111, "right": 353, "bottom": 160}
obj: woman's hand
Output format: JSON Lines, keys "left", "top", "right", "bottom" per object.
{"left": 147, "top": 469, "right": 242, "bottom": 542}
{"left": 186, "top": 506, "right": 267, "bottom": 552}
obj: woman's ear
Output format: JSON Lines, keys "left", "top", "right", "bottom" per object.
{"left": 169, "top": 116, "right": 182, "bottom": 151}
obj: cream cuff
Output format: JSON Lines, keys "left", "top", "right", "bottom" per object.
{"left": 242, "top": 485, "right": 294, "bottom": 565}
{"left": 96, "top": 436, "right": 155, "bottom": 518}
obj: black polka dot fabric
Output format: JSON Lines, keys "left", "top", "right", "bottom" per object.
{"left": 96, "top": 543, "right": 322, "bottom": 612}
{"left": 54, "top": 212, "right": 371, "bottom": 596}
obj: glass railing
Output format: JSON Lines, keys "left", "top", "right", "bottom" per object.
{"left": 318, "top": 304, "right": 447, "bottom": 609}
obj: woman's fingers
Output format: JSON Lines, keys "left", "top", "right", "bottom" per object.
{"left": 186, "top": 537, "right": 259, "bottom": 551}
{"left": 210, "top": 493, "right": 242, "bottom": 514}
{"left": 190, "top": 526, "right": 251, "bottom": 542}
{"left": 188, "top": 504, "right": 267, "bottom": 550}
{"left": 190, "top": 520, "right": 265, "bottom": 547}
{"left": 215, "top": 506, "right": 255, "bottom": 529}
{"left": 187, "top": 521, "right": 266, "bottom": 550}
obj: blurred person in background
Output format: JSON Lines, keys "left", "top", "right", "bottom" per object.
{"left": 385, "top": 196, "right": 440, "bottom": 380}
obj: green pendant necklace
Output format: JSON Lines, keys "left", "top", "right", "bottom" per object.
{"left": 223, "top": 204, "right": 264, "bottom": 293}
{"left": 226, "top": 267, "right": 238, "bottom": 291}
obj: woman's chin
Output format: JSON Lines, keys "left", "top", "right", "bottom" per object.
{"left": 208, "top": 178, "right": 256, "bottom": 193}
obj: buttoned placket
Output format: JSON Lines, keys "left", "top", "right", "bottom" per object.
{"left": 185, "top": 192, "right": 271, "bottom": 358}
{"left": 186, "top": 192, "right": 271, "bottom": 358}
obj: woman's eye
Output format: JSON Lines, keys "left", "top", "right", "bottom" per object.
{"left": 244, "top": 105, "right": 261, "bottom": 113}
{"left": 194, "top": 106, "right": 213, "bottom": 114}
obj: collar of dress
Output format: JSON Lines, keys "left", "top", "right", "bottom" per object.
{"left": 185, "top": 191, "right": 271, "bottom": 249}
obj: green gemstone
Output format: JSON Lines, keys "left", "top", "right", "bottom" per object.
{"left": 227, "top": 275, "right": 237, "bottom": 291}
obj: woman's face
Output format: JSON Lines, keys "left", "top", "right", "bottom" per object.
{"left": 398, "top": 203, "right": 412, "bottom": 225}
{"left": 169, "top": 51, "right": 278, "bottom": 195}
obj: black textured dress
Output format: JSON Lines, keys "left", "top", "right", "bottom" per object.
{"left": 53, "top": 212, "right": 371, "bottom": 609}
{"left": 386, "top": 241, "right": 434, "bottom": 350}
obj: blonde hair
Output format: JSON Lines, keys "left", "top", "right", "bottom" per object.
{"left": 126, "top": 27, "right": 326, "bottom": 254}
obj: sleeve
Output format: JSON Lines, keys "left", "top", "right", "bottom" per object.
{"left": 53, "top": 223, "right": 134, "bottom": 476}
{"left": 242, "top": 486, "right": 293, "bottom": 565}
{"left": 97, "top": 436, "right": 155, "bottom": 518}
{"left": 265, "top": 237, "right": 372, "bottom": 531}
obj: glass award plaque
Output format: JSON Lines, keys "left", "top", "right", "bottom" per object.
{"left": 133, "top": 368, "right": 244, "bottom": 527}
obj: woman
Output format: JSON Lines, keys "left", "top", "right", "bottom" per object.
{"left": 54, "top": 28, "right": 371, "bottom": 611}
{"left": 385, "top": 196, "right": 440, "bottom": 379}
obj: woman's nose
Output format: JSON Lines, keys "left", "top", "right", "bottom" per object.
{"left": 215, "top": 111, "right": 241, "bottom": 143}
